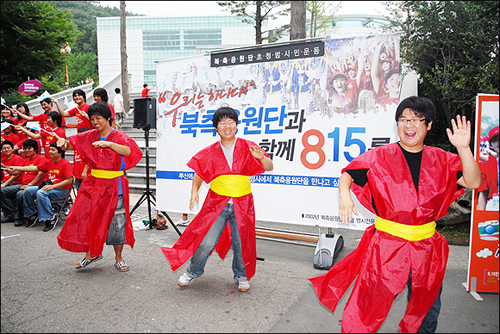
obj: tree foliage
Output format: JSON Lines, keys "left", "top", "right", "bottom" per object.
{"left": 217, "top": 1, "right": 290, "bottom": 44}
{"left": 0, "top": 1, "right": 80, "bottom": 94}
{"left": 306, "top": 1, "right": 342, "bottom": 38}
{"left": 383, "top": 1, "right": 499, "bottom": 149}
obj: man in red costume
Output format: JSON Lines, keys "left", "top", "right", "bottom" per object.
{"left": 161, "top": 106, "right": 273, "bottom": 292}
{"left": 56, "top": 102, "right": 142, "bottom": 272}
{"left": 309, "top": 96, "right": 481, "bottom": 333}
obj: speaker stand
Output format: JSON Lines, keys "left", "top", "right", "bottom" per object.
{"left": 129, "top": 126, "right": 181, "bottom": 236}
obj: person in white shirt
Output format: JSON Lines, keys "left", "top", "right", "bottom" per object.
{"left": 113, "top": 88, "right": 124, "bottom": 113}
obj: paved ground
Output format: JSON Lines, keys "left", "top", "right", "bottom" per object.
{"left": 1, "top": 193, "right": 498, "bottom": 333}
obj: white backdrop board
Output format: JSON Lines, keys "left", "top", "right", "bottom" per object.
{"left": 155, "top": 34, "right": 401, "bottom": 231}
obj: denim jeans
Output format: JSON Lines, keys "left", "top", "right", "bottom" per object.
{"left": 1, "top": 184, "right": 24, "bottom": 220}
{"left": 106, "top": 195, "right": 126, "bottom": 245}
{"left": 187, "top": 202, "right": 247, "bottom": 283}
{"left": 407, "top": 272, "right": 443, "bottom": 333}
{"left": 23, "top": 186, "right": 68, "bottom": 222}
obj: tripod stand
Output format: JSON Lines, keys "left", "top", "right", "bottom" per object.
{"left": 130, "top": 126, "right": 182, "bottom": 236}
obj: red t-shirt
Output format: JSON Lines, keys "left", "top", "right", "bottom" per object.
{"left": 14, "top": 118, "right": 29, "bottom": 141}
{"left": 107, "top": 102, "right": 116, "bottom": 120}
{"left": 72, "top": 149, "right": 91, "bottom": 179}
{"left": 21, "top": 154, "right": 47, "bottom": 185}
{"left": 141, "top": 87, "right": 150, "bottom": 98}
{"left": 40, "top": 127, "right": 66, "bottom": 157}
{"left": 1, "top": 153, "right": 23, "bottom": 183}
{"left": 67, "top": 104, "right": 93, "bottom": 131}
{"left": 36, "top": 157, "right": 73, "bottom": 191}
{"left": 1, "top": 132, "right": 21, "bottom": 146}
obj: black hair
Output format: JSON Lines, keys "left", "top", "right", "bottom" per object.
{"left": 212, "top": 106, "right": 238, "bottom": 128}
{"left": 49, "top": 141, "right": 65, "bottom": 158}
{"left": 93, "top": 88, "right": 109, "bottom": 102}
{"left": 78, "top": 127, "right": 90, "bottom": 133}
{"left": 115, "top": 88, "right": 121, "bottom": 94}
{"left": 1, "top": 139, "right": 14, "bottom": 149}
{"left": 143, "top": 83, "right": 148, "bottom": 88}
{"left": 87, "top": 102, "right": 112, "bottom": 126}
{"left": 39, "top": 97, "right": 52, "bottom": 106}
{"left": 23, "top": 139, "right": 39, "bottom": 153}
{"left": 16, "top": 102, "right": 30, "bottom": 119}
{"left": 73, "top": 89, "right": 87, "bottom": 102}
{"left": 47, "top": 111, "right": 62, "bottom": 127}
{"left": 395, "top": 96, "right": 436, "bottom": 125}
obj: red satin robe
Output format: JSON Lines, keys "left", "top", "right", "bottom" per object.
{"left": 57, "top": 129, "right": 143, "bottom": 257}
{"left": 161, "top": 138, "right": 267, "bottom": 280}
{"left": 309, "top": 143, "right": 464, "bottom": 333}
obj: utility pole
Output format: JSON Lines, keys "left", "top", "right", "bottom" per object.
{"left": 290, "top": 1, "right": 307, "bottom": 40}
{"left": 120, "top": 1, "right": 130, "bottom": 112}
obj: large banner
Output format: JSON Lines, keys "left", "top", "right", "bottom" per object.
{"left": 155, "top": 34, "right": 401, "bottom": 230}
{"left": 466, "top": 94, "right": 499, "bottom": 293}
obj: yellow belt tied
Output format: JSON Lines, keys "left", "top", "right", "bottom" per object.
{"left": 210, "top": 175, "right": 251, "bottom": 197}
{"left": 375, "top": 216, "right": 436, "bottom": 241}
{"left": 91, "top": 169, "right": 124, "bottom": 179}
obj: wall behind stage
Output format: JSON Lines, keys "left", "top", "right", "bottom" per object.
{"left": 155, "top": 34, "right": 403, "bottom": 230}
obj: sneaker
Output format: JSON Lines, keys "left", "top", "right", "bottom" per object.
{"left": 63, "top": 204, "right": 72, "bottom": 216}
{"left": 175, "top": 218, "right": 190, "bottom": 227}
{"left": 1, "top": 215, "right": 15, "bottom": 223}
{"left": 42, "top": 214, "right": 58, "bottom": 232}
{"left": 238, "top": 280, "right": 250, "bottom": 292}
{"left": 14, "top": 219, "right": 27, "bottom": 227}
{"left": 26, "top": 216, "right": 38, "bottom": 228}
{"left": 177, "top": 273, "right": 193, "bottom": 287}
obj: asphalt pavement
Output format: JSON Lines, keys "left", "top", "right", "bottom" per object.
{"left": 1, "top": 193, "right": 498, "bottom": 333}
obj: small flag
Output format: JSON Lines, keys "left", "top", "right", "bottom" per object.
{"left": 64, "top": 96, "right": 78, "bottom": 109}
{"left": 38, "top": 91, "right": 51, "bottom": 100}
{"left": 26, "top": 122, "right": 41, "bottom": 131}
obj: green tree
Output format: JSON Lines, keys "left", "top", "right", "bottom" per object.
{"left": 306, "top": 1, "right": 342, "bottom": 38}
{"left": 383, "top": 1, "right": 499, "bottom": 149}
{"left": 0, "top": 1, "right": 80, "bottom": 95}
{"left": 218, "top": 1, "right": 290, "bottom": 44}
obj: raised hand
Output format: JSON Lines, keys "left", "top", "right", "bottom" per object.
{"left": 446, "top": 115, "right": 471, "bottom": 150}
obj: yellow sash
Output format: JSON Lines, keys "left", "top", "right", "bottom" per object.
{"left": 375, "top": 216, "right": 436, "bottom": 241}
{"left": 91, "top": 169, "right": 124, "bottom": 179}
{"left": 210, "top": 175, "right": 251, "bottom": 197}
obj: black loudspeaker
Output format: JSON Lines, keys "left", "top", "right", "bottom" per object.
{"left": 133, "top": 97, "right": 156, "bottom": 129}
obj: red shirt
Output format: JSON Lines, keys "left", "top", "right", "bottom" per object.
{"left": 1, "top": 153, "right": 23, "bottom": 183}
{"left": 40, "top": 127, "right": 66, "bottom": 157}
{"left": 14, "top": 118, "right": 29, "bottom": 141}
{"left": 1, "top": 132, "right": 21, "bottom": 146}
{"left": 37, "top": 157, "right": 73, "bottom": 191}
{"left": 73, "top": 149, "right": 91, "bottom": 179}
{"left": 67, "top": 104, "right": 93, "bottom": 131}
{"left": 141, "top": 87, "right": 150, "bottom": 98}
{"left": 21, "top": 154, "right": 47, "bottom": 185}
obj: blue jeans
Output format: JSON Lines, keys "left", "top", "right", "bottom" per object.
{"left": 407, "top": 272, "right": 443, "bottom": 333}
{"left": 23, "top": 186, "right": 68, "bottom": 222}
{"left": 106, "top": 195, "right": 126, "bottom": 245}
{"left": 187, "top": 202, "right": 247, "bottom": 283}
{"left": 1, "top": 184, "right": 24, "bottom": 220}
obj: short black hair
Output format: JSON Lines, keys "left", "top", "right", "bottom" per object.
{"left": 115, "top": 88, "right": 120, "bottom": 94}
{"left": 87, "top": 102, "right": 112, "bottom": 126}
{"left": 49, "top": 141, "right": 65, "bottom": 158}
{"left": 23, "top": 139, "right": 39, "bottom": 153}
{"left": 395, "top": 96, "right": 436, "bottom": 125}
{"left": 16, "top": 102, "right": 30, "bottom": 118}
{"left": 40, "top": 97, "right": 52, "bottom": 106}
{"left": 212, "top": 106, "right": 238, "bottom": 128}
{"left": 93, "top": 88, "right": 109, "bottom": 102}
{"left": 78, "top": 127, "right": 90, "bottom": 133}
{"left": 73, "top": 89, "right": 86, "bottom": 102}
{"left": 143, "top": 83, "right": 148, "bottom": 88}
{"left": 47, "top": 111, "right": 62, "bottom": 127}
{"left": 1, "top": 139, "right": 14, "bottom": 149}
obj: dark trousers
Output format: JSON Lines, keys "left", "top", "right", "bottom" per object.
{"left": 407, "top": 273, "right": 443, "bottom": 333}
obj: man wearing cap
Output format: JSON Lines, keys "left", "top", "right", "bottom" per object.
{"left": 327, "top": 70, "right": 357, "bottom": 115}
{"left": 477, "top": 125, "right": 499, "bottom": 210}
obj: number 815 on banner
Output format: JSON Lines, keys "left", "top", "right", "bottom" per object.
{"left": 301, "top": 127, "right": 383, "bottom": 170}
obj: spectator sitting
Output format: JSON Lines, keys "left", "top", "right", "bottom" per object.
{"left": 0, "top": 139, "right": 46, "bottom": 225}
{"left": 1, "top": 119, "right": 21, "bottom": 147}
{"left": 8, "top": 141, "right": 73, "bottom": 231}
{"left": 16, "top": 111, "right": 66, "bottom": 157}
{"left": 1, "top": 140, "right": 24, "bottom": 186}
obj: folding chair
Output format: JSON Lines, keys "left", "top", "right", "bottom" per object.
{"left": 29, "top": 180, "right": 75, "bottom": 226}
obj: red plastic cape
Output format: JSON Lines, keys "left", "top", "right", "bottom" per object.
{"left": 309, "top": 143, "right": 464, "bottom": 333}
{"left": 57, "top": 129, "right": 143, "bottom": 257}
{"left": 161, "top": 138, "right": 267, "bottom": 280}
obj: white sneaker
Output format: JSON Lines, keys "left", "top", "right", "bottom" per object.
{"left": 175, "top": 218, "right": 190, "bottom": 226}
{"left": 238, "top": 280, "right": 250, "bottom": 292}
{"left": 177, "top": 273, "right": 193, "bottom": 287}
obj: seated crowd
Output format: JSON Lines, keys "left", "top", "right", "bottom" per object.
{"left": 1, "top": 88, "right": 116, "bottom": 231}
